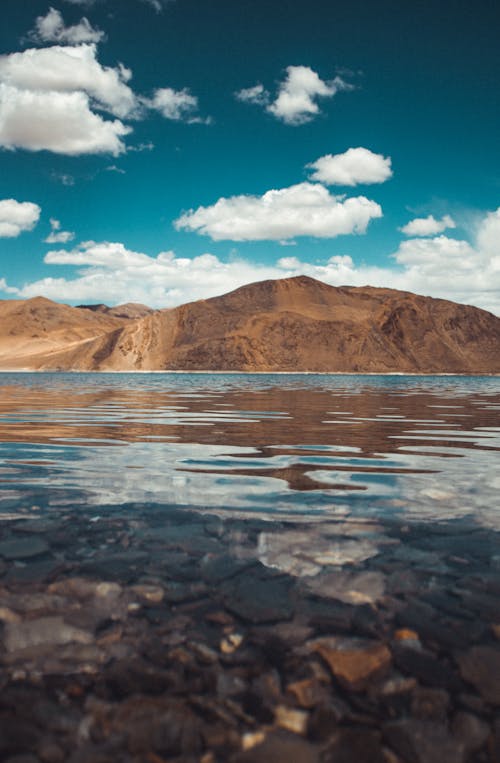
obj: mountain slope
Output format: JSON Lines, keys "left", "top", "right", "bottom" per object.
{"left": 0, "top": 297, "right": 128, "bottom": 370}
{"left": 1, "top": 277, "right": 499, "bottom": 373}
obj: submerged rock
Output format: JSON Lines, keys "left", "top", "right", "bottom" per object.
{"left": 314, "top": 638, "right": 391, "bottom": 691}
{"left": 456, "top": 645, "right": 500, "bottom": 704}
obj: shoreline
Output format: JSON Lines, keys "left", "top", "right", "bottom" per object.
{"left": 1, "top": 369, "right": 500, "bottom": 377}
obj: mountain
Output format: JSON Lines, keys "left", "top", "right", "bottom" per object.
{"left": 76, "top": 302, "right": 153, "bottom": 320}
{"left": 1, "top": 276, "right": 499, "bottom": 373}
{"left": 0, "top": 296, "right": 126, "bottom": 370}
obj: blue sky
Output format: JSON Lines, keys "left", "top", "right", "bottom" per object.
{"left": 0, "top": 0, "right": 499, "bottom": 312}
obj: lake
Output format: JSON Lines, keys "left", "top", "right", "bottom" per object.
{"left": 1, "top": 372, "right": 499, "bottom": 525}
{"left": 1, "top": 373, "right": 499, "bottom": 761}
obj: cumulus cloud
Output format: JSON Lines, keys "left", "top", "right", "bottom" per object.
{"left": 0, "top": 44, "right": 135, "bottom": 155}
{"left": 146, "top": 88, "right": 209, "bottom": 123}
{"left": 3, "top": 208, "right": 500, "bottom": 315}
{"left": 30, "top": 7, "right": 105, "bottom": 45}
{"left": 175, "top": 183, "right": 382, "bottom": 241}
{"left": 308, "top": 147, "right": 393, "bottom": 186}
{"left": 0, "top": 85, "right": 130, "bottom": 156}
{"left": 236, "top": 65, "right": 352, "bottom": 125}
{"left": 400, "top": 214, "right": 456, "bottom": 236}
{"left": 0, "top": 198, "right": 41, "bottom": 238}
{"left": 6, "top": 242, "right": 280, "bottom": 307}
{"left": 0, "top": 44, "right": 135, "bottom": 118}
{"left": 44, "top": 218, "right": 75, "bottom": 244}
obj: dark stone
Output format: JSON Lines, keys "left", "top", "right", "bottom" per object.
{"left": 451, "top": 712, "right": 490, "bottom": 755}
{"left": 4, "top": 559, "right": 65, "bottom": 583}
{"left": 201, "top": 554, "right": 256, "bottom": 583}
{"left": 491, "top": 718, "right": 500, "bottom": 763}
{"left": 384, "top": 719, "right": 466, "bottom": 763}
{"left": 307, "top": 700, "right": 348, "bottom": 741}
{"left": 79, "top": 551, "right": 149, "bottom": 582}
{"left": 411, "top": 687, "right": 450, "bottom": 721}
{"left": 0, "top": 536, "right": 50, "bottom": 560}
{"left": 392, "top": 645, "right": 462, "bottom": 691}
{"left": 303, "top": 598, "right": 353, "bottom": 633}
{"left": 222, "top": 572, "right": 294, "bottom": 623}
{"left": 0, "top": 716, "right": 41, "bottom": 758}
{"left": 103, "top": 659, "right": 173, "bottom": 698}
{"left": 126, "top": 705, "right": 203, "bottom": 756}
{"left": 322, "top": 728, "right": 386, "bottom": 763}
{"left": 456, "top": 645, "right": 500, "bottom": 705}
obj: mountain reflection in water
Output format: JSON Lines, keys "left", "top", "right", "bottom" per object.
{"left": 0, "top": 372, "right": 499, "bottom": 529}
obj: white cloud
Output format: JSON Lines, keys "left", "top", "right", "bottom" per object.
{"left": 237, "top": 65, "right": 352, "bottom": 125}
{"left": 3, "top": 208, "right": 500, "bottom": 315}
{"left": 400, "top": 214, "right": 456, "bottom": 236}
{"left": 0, "top": 199, "right": 41, "bottom": 238}
{"left": 0, "top": 44, "right": 136, "bottom": 118}
{"left": 30, "top": 7, "right": 105, "bottom": 45}
{"left": 146, "top": 87, "right": 209, "bottom": 123}
{"left": 308, "top": 147, "right": 393, "bottom": 186}
{"left": 0, "top": 85, "right": 130, "bottom": 156}
{"left": 235, "top": 83, "right": 269, "bottom": 106}
{"left": 0, "top": 44, "right": 135, "bottom": 155}
{"left": 64, "top": 0, "right": 173, "bottom": 7}
{"left": 44, "top": 218, "right": 75, "bottom": 244}
{"left": 175, "top": 182, "right": 382, "bottom": 241}
{"left": 6, "top": 242, "right": 280, "bottom": 307}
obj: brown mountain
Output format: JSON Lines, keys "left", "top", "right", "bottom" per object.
{"left": 0, "top": 276, "right": 499, "bottom": 373}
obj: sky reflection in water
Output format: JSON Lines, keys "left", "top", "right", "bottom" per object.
{"left": 0, "top": 373, "right": 499, "bottom": 529}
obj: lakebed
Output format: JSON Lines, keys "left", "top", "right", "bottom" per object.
{"left": 0, "top": 373, "right": 499, "bottom": 762}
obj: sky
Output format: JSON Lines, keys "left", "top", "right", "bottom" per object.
{"left": 0, "top": 0, "right": 499, "bottom": 313}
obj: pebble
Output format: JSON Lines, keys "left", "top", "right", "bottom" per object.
{"left": 315, "top": 639, "right": 392, "bottom": 691}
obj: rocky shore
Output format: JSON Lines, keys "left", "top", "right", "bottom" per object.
{"left": 1, "top": 503, "right": 499, "bottom": 762}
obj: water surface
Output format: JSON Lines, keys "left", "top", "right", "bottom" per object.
{"left": 0, "top": 372, "right": 499, "bottom": 529}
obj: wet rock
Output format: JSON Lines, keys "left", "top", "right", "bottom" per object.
{"left": 315, "top": 638, "right": 391, "bottom": 691}
{"left": 410, "top": 687, "right": 450, "bottom": 721}
{"left": 307, "top": 699, "right": 349, "bottom": 741}
{"left": 451, "top": 712, "right": 490, "bottom": 755}
{"left": 384, "top": 719, "right": 466, "bottom": 763}
{"left": 491, "top": 719, "right": 500, "bottom": 763}
{"left": 0, "top": 537, "right": 50, "bottom": 560}
{"left": 0, "top": 716, "right": 41, "bottom": 758}
{"left": 274, "top": 705, "right": 309, "bottom": 735}
{"left": 231, "top": 730, "right": 319, "bottom": 763}
{"left": 129, "top": 583, "right": 164, "bottom": 604}
{"left": 79, "top": 551, "right": 149, "bottom": 582}
{"left": 162, "top": 580, "right": 207, "bottom": 603}
{"left": 322, "top": 728, "right": 386, "bottom": 763}
{"left": 304, "top": 570, "right": 385, "bottom": 605}
{"left": 103, "top": 658, "right": 176, "bottom": 698}
{"left": 4, "top": 616, "right": 93, "bottom": 652}
{"left": 392, "top": 644, "right": 461, "bottom": 691}
{"left": 37, "top": 738, "right": 66, "bottom": 763}
{"left": 304, "top": 598, "right": 353, "bottom": 633}
{"left": 5, "top": 559, "right": 64, "bottom": 583}
{"left": 201, "top": 554, "right": 256, "bottom": 583}
{"left": 286, "top": 677, "right": 330, "bottom": 709}
{"left": 457, "top": 645, "right": 500, "bottom": 704}
{"left": 222, "top": 571, "right": 294, "bottom": 623}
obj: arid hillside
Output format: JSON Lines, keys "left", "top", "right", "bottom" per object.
{"left": 1, "top": 276, "right": 500, "bottom": 373}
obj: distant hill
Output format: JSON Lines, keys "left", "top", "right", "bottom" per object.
{"left": 1, "top": 276, "right": 500, "bottom": 373}
{"left": 76, "top": 302, "right": 153, "bottom": 320}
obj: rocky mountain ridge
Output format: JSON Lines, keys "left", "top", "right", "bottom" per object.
{"left": 1, "top": 276, "right": 499, "bottom": 373}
